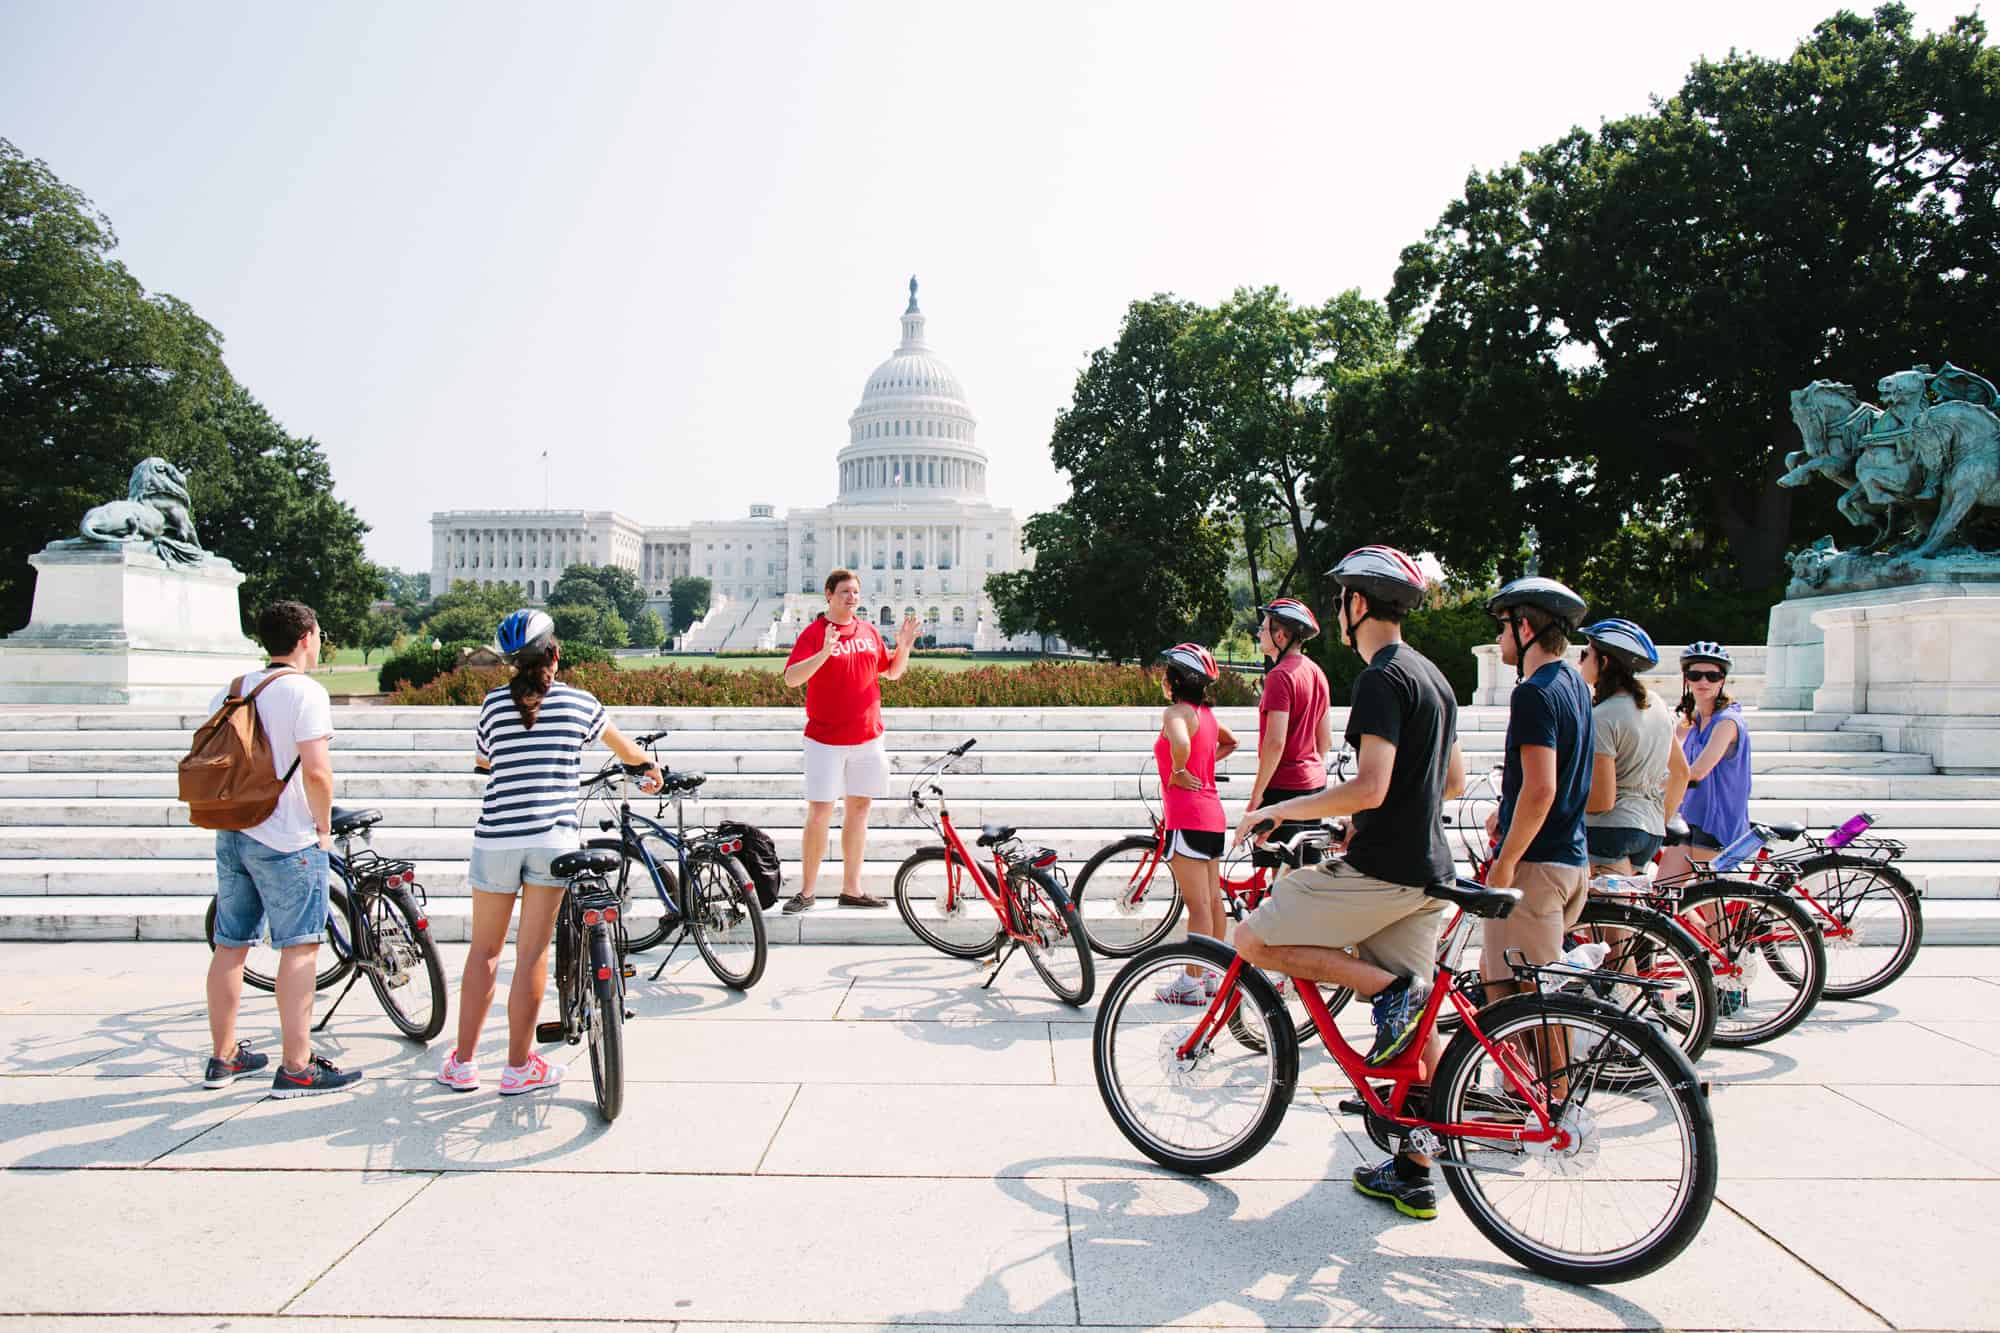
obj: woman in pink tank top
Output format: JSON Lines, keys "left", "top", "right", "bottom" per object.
{"left": 1154, "top": 643, "right": 1238, "bottom": 1003}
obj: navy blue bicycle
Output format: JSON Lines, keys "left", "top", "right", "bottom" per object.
{"left": 579, "top": 732, "right": 767, "bottom": 990}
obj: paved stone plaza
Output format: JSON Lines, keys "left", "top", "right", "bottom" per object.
{"left": 3, "top": 938, "right": 1998, "bottom": 1331}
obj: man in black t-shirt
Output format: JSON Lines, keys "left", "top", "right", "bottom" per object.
{"left": 1231, "top": 546, "right": 1466, "bottom": 1221}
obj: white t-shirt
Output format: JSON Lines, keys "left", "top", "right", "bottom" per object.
{"left": 207, "top": 667, "right": 335, "bottom": 853}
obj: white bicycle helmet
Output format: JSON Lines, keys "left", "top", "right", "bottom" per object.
{"left": 496, "top": 608, "right": 555, "bottom": 657}
{"left": 1580, "top": 618, "right": 1661, "bottom": 672}
{"left": 1328, "top": 545, "right": 1428, "bottom": 613}
{"left": 1680, "top": 641, "right": 1732, "bottom": 671}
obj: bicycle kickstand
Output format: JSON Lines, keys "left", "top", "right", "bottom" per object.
{"left": 981, "top": 940, "right": 1019, "bottom": 989}
{"left": 312, "top": 969, "right": 363, "bottom": 1032}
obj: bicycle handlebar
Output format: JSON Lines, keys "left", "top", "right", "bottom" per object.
{"left": 634, "top": 730, "right": 668, "bottom": 747}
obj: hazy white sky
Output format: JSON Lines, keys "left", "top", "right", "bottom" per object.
{"left": 2, "top": 1, "right": 1971, "bottom": 572}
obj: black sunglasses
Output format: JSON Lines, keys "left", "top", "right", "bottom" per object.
{"left": 1683, "top": 668, "right": 1726, "bottom": 683}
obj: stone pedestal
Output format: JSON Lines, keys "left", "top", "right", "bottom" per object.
{"left": 0, "top": 544, "right": 264, "bottom": 707}
{"left": 1765, "top": 557, "right": 2000, "bottom": 710}
{"left": 1811, "top": 593, "right": 2000, "bottom": 772}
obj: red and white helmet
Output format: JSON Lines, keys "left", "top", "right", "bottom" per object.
{"left": 1158, "top": 642, "right": 1219, "bottom": 681}
{"left": 1329, "top": 545, "right": 1428, "bottom": 612}
{"left": 1256, "top": 597, "right": 1320, "bottom": 641}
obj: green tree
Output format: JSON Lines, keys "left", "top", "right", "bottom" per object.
{"left": 1384, "top": 4, "right": 2000, "bottom": 609}
{"left": 424, "top": 604, "right": 501, "bottom": 646}
{"left": 0, "top": 138, "right": 382, "bottom": 637}
{"left": 549, "top": 603, "right": 610, "bottom": 646}
{"left": 548, "top": 563, "right": 647, "bottom": 622}
{"left": 356, "top": 608, "right": 402, "bottom": 664}
{"left": 426, "top": 579, "right": 520, "bottom": 619}
{"left": 627, "top": 607, "right": 665, "bottom": 649}
{"left": 668, "top": 576, "right": 711, "bottom": 633}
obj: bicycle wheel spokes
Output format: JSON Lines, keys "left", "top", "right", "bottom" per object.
{"left": 1569, "top": 913, "right": 1714, "bottom": 1069}
{"left": 363, "top": 891, "right": 447, "bottom": 1042}
{"left": 1096, "top": 951, "right": 1288, "bottom": 1170}
{"left": 1683, "top": 890, "right": 1824, "bottom": 1046}
{"left": 1434, "top": 997, "right": 1715, "bottom": 1283}
{"left": 688, "top": 852, "right": 766, "bottom": 990}
{"left": 896, "top": 852, "right": 1007, "bottom": 956}
{"left": 1792, "top": 860, "right": 1922, "bottom": 998}
{"left": 1014, "top": 868, "right": 1094, "bottom": 1005}
{"left": 1072, "top": 837, "right": 1181, "bottom": 958}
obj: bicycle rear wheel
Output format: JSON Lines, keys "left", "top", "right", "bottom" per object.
{"left": 1093, "top": 936, "right": 1297, "bottom": 1175}
{"left": 1013, "top": 867, "right": 1094, "bottom": 1006}
{"left": 1070, "top": 835, "right": 1183, "bottom": 958}
{"left": 1431, "top": 992, "right": 1717, "bottom": 1285}
{"left": 1571, "top": 899, "right": 1717, "bottom": 1069}
{"left": 586, "top": 922, "right": 624, "bottom": 1123}
{"left": 894, "top": 846, "right": 1005, "bottom": 958}
{"left": 1678, "top": 886, "right": 1825, "bottom": 1047}
{"left": 206, "top": 883, "right": 354, "bottom": 993}
{"left": 687, "top": 850, "right": 767, "bottom": 990}
{"left": 1784, "top": 855, "right": 1923, "bottom": 999}
{"left": 361, "top": 888, "right": 447, "bottom": 1041}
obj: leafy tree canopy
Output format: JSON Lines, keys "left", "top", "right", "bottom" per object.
{"left": 549, "top": 563, "right": 647, "bottom": 622}
{"left": 668, "top": 575, "right": 711, "bottom": 634}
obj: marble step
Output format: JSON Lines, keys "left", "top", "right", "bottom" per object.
{"left": 0, "top": 848, "right": 1991, "bottom": 899}
{"left": 4, "top": 892, "right": 1997, "bottom": 945}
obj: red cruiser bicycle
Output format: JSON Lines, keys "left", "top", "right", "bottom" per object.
{"left": 1740, "top": 815, "right": 1923, "bottom": 999}
{"left": 1093, "top": 830, "right": 1717, "bottom": 1285}
{"left": 891, "top": 739, "right": 1096, "bottom": 1006}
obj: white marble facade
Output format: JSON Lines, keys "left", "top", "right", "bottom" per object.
{"left": 431, "top": 280, "right": 1032, "bottom": 648}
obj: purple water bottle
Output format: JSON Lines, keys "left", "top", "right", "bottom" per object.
{"left": 1825, "top": 812, "right": 1876, "bottom": 849}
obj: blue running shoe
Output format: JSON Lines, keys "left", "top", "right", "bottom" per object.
{"left": 1352, "top": 1156, "right": 1438, "bottom": 1220}
{"left": 1365, "top": 976, "right": 1431, "bottom": 1067}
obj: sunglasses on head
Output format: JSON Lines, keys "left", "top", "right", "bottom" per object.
{"left": 1683, "top": 668, "right": 1725, "bottom": 683}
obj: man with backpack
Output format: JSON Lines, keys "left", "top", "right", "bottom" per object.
{"left": 194, "top": 601, "right": 362, "bottom": 1097}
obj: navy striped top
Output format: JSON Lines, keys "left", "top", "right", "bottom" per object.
{"left": 472, "top": 683, "right": 608, "bottom": 849}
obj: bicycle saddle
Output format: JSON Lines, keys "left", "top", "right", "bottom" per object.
{"left": 330, "top": 807, "right": 383, "bottom": 836}
{"left": 550, "top": 847, "right": 624, "bottom": 880}
{"left": 1760, "top": 819, "right": 1808, "bottom": 842}
{"left": 1424, "top": 877, "right": 1522, "bottom": 919}
{"left": 975, "top": 823, "right": 1018, "bottom": 847}
{"left": 1662, "top": 816, "right": 1691, "bottom": 847}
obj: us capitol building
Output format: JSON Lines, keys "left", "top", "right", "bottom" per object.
{"left": 430, "top": 280, "right": 1035, "bottom": 651}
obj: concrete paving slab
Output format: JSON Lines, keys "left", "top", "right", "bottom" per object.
{"left": 0, "top": 1012, "right": 157, "bottom": 1074}
{"left": 835, "top": 951, "right": 1100, "bottom": 1023}
{"left": 0, "top": 1075, "right": 253, "bottom": 1167}
{"left": 1699, "top": 1018, "right": 2000, "bottom": 1084}
{"left": 616, "top": 1016, "right": 1060, "bottom": 1085}
{"left": 1913, "top": 1018, "right": 2000, "bottom": 1056}
{"left": 1805, "top": 974, "right": 1999, "bottom": 1021}
{"left": 759, "top": 1082, "right": 1362, "bottom": 1181}
{"left": 1900, "top": 945, "right": 2000, "bottom": 977}
{"left": 1722, "top": 1179, "right": 2000, "bottom": 1330}
{"left": 154, "top": 1075, "right": 795, "bottom": 1175}
{"left": 3, "top": 1322, "right": 687, "bottom": 1333}
{"left": 287, "top": 1172, "right": 1076, "bottom": 1324}
{"left": 1836, "top": 1084, "right": 2000, "bottom": 1175}
{"left": 1706, "top": 1082, "right": 1980, "bottom": 1178}
{"left": 56, "top": 1008, "right": 451, "bottom": 1081}
{"left": 618, "top": 945, "right": 855, "bottom": 1021}
{"left": 1063, "top": 1174, "right": 1885, "bottom": 1329}
{"left": 4, "top": 1169, "right": 433, "bottom": 1316}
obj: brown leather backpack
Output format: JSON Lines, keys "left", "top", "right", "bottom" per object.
{"left": 179, "top": 668, "right": 302, "bottom": 831}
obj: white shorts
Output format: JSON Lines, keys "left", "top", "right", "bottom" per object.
{"left": 803, "top": 736, "right": 891, "bottom": 803}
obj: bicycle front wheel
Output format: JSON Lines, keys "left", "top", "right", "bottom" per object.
{"left": 1786, "top": 855, "right": 1923, "bottom": 999}
{"left": 1013, "top": 867, "right": 1094, "bottom": 1006}
{"left": 362, "top": 889, "right": 447, "bottom": 1042}
{"left": 686, "top": 851, "right": 767, "bottom": 990}
{"left": 1432, "top": 992, "right": 1717, "bottom": 1285}
{"left": 1070, "top": 835, "right": 1182, "bottom": 958}
{"left": 586, "top": 923, "right": 624, "bottom": 1123}
{"left": 1678, "top": 887, "right": 1825, "bottom": 1047}
{"left": 207, "top": 883, "right": 354, "bottom": 993}
{"left": 894, "top": 846, "right": 1005, "bottom": 958}
{"left": 1093, "top": 936, "right": 1297, "bottom": 1175}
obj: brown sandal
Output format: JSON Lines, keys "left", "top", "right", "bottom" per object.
{"left": 837, "top": 892, "right": 887, "bottom": 909}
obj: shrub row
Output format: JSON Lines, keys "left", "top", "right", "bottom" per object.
{"left": 377, "top": 640, "right": 616, "bottom": 693}
{"left": 390, "top": 660, "right": 1262, "bottom": 708}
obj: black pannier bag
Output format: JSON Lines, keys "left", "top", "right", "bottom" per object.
{"left": 717, "top": 820, "right": 782, "bottom": 909}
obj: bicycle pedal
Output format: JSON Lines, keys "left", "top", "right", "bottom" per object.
{"left": 534, "top": 1020, "right": 565, "bottom": 1044}
{"left": 621, "top": 965, "right": 637, "bottom": 979}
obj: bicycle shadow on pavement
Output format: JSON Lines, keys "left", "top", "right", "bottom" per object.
{"left": 825, "top": 952, "right": 1096, "bottom": 1027}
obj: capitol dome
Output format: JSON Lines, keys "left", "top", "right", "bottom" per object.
{"left": 838, "top": 278, "right": 989, "bottom": 504}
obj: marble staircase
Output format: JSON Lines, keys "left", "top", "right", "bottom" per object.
{"left": 0, "top": 704, "right": 1992, "bottom": 944}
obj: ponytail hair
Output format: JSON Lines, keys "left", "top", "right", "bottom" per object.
{"left": 509, "top": 635, "right": 560, "bottom": 728}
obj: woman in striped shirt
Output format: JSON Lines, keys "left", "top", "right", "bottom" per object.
{"left": 439, "top": 610, "right": 660, "bottom": 1097}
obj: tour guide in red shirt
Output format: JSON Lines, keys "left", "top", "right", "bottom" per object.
{"left": 779, "top": 568, "right": 919, "bottom": 912}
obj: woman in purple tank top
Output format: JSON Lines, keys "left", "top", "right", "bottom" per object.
{"left": 1659, "top": 640, "right": 1752, "bottom": 886}
{"left": 1153, "top": 643, "right": 1238, "bottom": 1004}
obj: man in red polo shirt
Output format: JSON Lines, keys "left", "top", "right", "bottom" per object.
{"left": 780, "top": 568, "right": 919, "bottom": 912}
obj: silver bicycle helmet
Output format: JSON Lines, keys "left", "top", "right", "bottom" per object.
{"left": 1680, "top": 641, "right": 1732, "bottom": 670}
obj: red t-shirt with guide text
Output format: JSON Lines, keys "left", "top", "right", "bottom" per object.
{"left": 786, "top": 615, "right": 892, "bottom": 745}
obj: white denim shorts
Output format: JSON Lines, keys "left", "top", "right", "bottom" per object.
{"left": 468, "top": 844, "right": 571, "bottom": 894}
{"left": 802, "top": 736, "right": 891, "bottom": 803}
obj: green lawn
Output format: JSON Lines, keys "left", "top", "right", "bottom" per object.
{"left": 612, "top": 653, "right": 1057, "bottom": 674}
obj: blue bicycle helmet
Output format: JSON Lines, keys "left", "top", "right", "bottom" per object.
{"left": 496, "top": 608, "right": 555, "bottom": 657}
{"left": 1580, "top": 618, "right": 1660, "bottom": 672}
{"left": 1680, "top": 640, "right": 1732, "bottom": 671}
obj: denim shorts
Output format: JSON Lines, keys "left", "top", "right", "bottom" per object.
{"left": 468, "top": 844, "right": 569, "bottom": 894}
{"left": 212, "top": 831, "right": 331, "bottom": 950}
{"left": 1684, "top": 822, "right": 1725, "bottom": 851}
{"left": 1586, "top": 825, "right": 1664, "bottom": 868}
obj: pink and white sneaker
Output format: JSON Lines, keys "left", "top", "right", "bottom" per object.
{"left": 498, "top": 1053, "right": 563, "bottom": 1096}
{"left": 437, "top": 1050, "right": 479, "bottom": 1093}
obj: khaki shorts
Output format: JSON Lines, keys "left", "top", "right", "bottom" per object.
{"left": 1480, "top": 860, "right": 1589, "bottom": 983}
{"left": 1239, "top": 859, "right": 1446, "bottom": 981}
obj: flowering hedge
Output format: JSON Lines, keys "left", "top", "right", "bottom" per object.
{"left": 390, "top": 660, "right": 1262, "bottom": 708}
